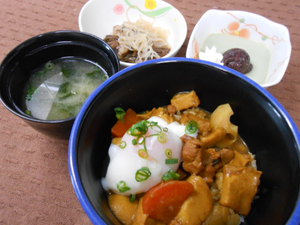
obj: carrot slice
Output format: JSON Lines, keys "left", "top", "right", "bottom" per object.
{"left": 142, "top": 181, "right": 194, "bottom": 224}
{"left": 111, "top": 108, "right": 138, "bottom": 137}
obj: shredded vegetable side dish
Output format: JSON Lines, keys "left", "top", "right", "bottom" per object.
{"left": 104, "top": 19, "right": 171, "bottom": 63}
{"left": 102, "top": 90, "right": 262, "bottom": 225}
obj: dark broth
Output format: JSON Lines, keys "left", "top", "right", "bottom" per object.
{"left": 24, "top": 57, "right": 108, "bottom": 120}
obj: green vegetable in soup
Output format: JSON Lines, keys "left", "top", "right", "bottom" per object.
{"left": 86, "top": 66, "right": 107, "bottom": 80}
{"left": 57, "top": 82, "right": 76, "bottom": 100}
{"left": 24, "top": 57, "right": 108, "bottom": 120}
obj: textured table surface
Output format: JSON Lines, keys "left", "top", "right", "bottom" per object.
{"left": 0, "top": 0, "right": 299, "bottom": 224}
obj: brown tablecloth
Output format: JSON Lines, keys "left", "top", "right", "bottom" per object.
{"left": 0, "top": 0, "right": 299, "bottom": 224}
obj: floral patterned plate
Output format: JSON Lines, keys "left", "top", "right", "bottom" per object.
{"left": 186, "top": 9, "right": 292, "bottom": 88}
{"left": 79, "top": 0, "right": 187, "bottom": 67}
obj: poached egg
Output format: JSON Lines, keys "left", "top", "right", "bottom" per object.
{"left": 102, "top": 116, "right": 187, "bottom": 195}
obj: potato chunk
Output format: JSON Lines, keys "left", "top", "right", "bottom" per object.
{"left": 170, "top": 175, "right": 213, "bottom": 225}
{"left": 132, "top": 197, "right": 165, "bottom": 225}
{"left": 203, "top": 203, "right": 241, "bottom": 225}
{"left": 171, "top": 91, "right": 200, "bottom": 111}
{"left": 109, "top": 194, "right": 138, "bottom": 225}
{"left": 229, "top": 151, "right": 252, "bottom": 167}
{"left": 220, "top": 165, "right": 262, "bottom": 215}
{"left": 210, "top": 104, "right": 238, "bottom": 147}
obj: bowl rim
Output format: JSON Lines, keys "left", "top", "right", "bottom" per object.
{"left": 0, "top": 30, "right": 120, "bottom": 125}
{"left": 78, "top": 0, "right": 188, "bottom": 68}
{"left": 185, "top": 9, "right": 292, "bottom": 88}
{"left": 68, "top": 57, "right": 300, "bottom": 225}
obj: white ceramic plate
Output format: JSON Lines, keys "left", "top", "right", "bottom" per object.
{"left": 186, "top": 9, "right": 292, "bottom": 88}
{"left": 79, "top": 0, "right": 187, "bottom": 67}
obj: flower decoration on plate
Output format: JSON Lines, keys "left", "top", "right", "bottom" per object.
{"left": 145, "top": 0, "right": 157, "bottom": 10}
{"left": 116, "top": 0, "right": 173, "bottom": 19}
{"left": 221, "top": 12, "right": 287, "bottom": 45}
{"left": 113, "top": 4, "right": 125, "bottom": 15}
{"left": 223, "top": 21, "right": 251, "bottom": 38}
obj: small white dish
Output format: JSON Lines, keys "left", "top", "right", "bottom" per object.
{"left": 186, "top": 9, "right": 292, "bottom": 88}
{"left": 79, "top": 0, "right": 187, "bottom": 67}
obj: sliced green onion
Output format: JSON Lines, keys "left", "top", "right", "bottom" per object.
{"left": 165, "top": 158, "right": 179, "bottom": 165}
{"left": 165, "top": 148, "right": 173, "bottom": 159}
{"left": 130, "top": 194, "right": 136, "bottom": 202}
{"left": 129, "top": 120, "right": 149, "bottom": 136}
{"left": 162, "top": 169, "right": 180, "bottom": 181}
{"left": 185, "top": 120, "right": 199, "bottom": 135}
{"left": 149, "top": 121, "right": 161, "bottom": 133}
{"left": 138, "top": 149, "right": 148, "bottom": 159}
{"left": 157, "top": 132, "right": 168, "bottom": 143}
{"left": 132, "top": 139, "right": 138, "bottom": 145}
{"left": 135, "top": 167, "right": 151, "bottom": 182}
{"left": 114, "top": 107, "right": 126, "bottom": 121}
{"left": 45, "top": 61, "right": 54, "bottom": 70}
{"left": 118, "top": 141, "right": 127, "bottom": 149}
{"left": 149, "top": 121, "right": 158, "bottom": 127}
{"left": 117, "top": 181, "right": 131, "bottom": 193}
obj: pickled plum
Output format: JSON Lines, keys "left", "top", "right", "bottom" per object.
{"left": 222, "top": 48, "right": 253, "bottom": 74}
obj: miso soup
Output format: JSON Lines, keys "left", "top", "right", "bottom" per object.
{"left": 24, "top": 57, "right": 109, "bottom": 120}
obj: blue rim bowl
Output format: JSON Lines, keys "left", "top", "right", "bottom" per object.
{"left": 69, "top": 57, "right": 300, "bottom": 225}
